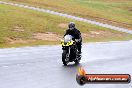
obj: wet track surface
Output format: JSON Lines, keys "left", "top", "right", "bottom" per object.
{"left": 0, "top": 41, "right": 132, "bottom": 88}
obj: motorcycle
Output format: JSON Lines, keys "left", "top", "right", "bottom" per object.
{"left": 61, "top": 35, "right": 81, "bottom": 66}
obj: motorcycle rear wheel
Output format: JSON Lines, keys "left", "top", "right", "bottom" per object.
{"left": 74, "top": 53, "right": 81, "bottom": 65}
{"left": 74, "top": 59, "right": 80, "bottom": 65}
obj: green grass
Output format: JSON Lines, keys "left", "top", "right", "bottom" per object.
{"left": 0, "top": 4, "right": 132, "bottom": 48}
{"left": 2, "top": 0, "right": 132, "bottom": 29}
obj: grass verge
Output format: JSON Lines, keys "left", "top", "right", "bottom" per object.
{"left": 0, "top": 4, "right": 132, "bottom": 48}
{"left": 2, "top": 0, "right": 132, "bottom": 29}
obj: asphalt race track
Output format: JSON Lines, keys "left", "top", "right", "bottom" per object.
{"left": 0, "top": 41, "right": 132, "bottom": 88}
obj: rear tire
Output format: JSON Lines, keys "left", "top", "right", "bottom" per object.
{"left": 74, "top": 59, "right": 80, "bottom": 65}
{"left": 74, "top": 52, "right": 81, "bottom": 65}
{"left": 62, "top": 50, "right": 69, "bottom": 66}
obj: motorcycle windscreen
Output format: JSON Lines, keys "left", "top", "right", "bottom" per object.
{"left": 64, "top": 35, "right": 73, "bottom": 43}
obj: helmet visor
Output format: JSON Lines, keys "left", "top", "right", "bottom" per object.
{"left": 69, "top": 27, "right": 74, "bottom": 30}
{"left": 69, "top": 24, "right": 75, "bottom": 30}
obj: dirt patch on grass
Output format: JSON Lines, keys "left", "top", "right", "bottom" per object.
{"left": 128, "top": 9, "right": 132, "bottom": 12}
{"left": 58, "top": 23, "right": 68, "bottom": 28}
{"left": 5, "top": 32, "right": 61, "bottom": 44}
{"left": 82, "top": 30, "right": 124, "bottom": 39}
{"left": 11, "top": 26, "right": 24, "bottom": 32}
{"left": 6, "top": 37, "right": 27, "bottom": 44}
{"left": 33, "top": 32, "right": 61, "bottom": 41}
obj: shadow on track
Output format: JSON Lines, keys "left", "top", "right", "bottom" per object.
{"left": 62, "top": 63, "right": 81, "bottom": 68}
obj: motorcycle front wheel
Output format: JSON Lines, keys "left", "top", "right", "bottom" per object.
{"left": 62, "top": 50, "right": 69, "bottom": 66}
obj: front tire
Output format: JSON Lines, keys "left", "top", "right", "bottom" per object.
{"left": 62, "top": 50, "right": 69, "bottom": 66}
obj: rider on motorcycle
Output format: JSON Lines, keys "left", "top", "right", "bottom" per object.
{"left": 64, "top": 22, "right": 82, "bottom": 54}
